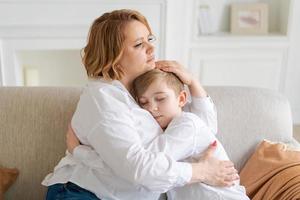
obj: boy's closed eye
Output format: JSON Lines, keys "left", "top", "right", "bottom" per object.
{"left": 155, "top": 97, "right": 166, "bottom": 102}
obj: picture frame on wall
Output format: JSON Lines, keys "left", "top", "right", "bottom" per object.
{"left": 231, "top": 3, "right": 268, "bottom": 35}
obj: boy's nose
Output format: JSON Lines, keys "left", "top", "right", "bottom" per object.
{"left": 148, "top": 104, "right": 158, "bottom": 113}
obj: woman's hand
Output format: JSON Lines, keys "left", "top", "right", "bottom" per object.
{"left": 66, "top": 124, "right": 80, "bottom": 154}
{"left": 155, "top": 60, "right": 193, "bottom": 85}
{"left": 190, "top": 142, "right": 239, "bottom": 187}
{"left": 156, "top": 60, "right": 207, "bottom": 97}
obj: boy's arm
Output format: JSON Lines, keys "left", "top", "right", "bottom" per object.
{"left": 188, "top": 78, "right": 207, "bottom": 98}
{"left": 185, "top": 79, "right": 218, "bottom": 134}
{"left": 147, "top": 114, "right": 217, "bottom": 161}
{"left": 186, "top": 95, "right": 218, "bottom": 135}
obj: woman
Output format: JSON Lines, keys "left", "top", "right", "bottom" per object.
{"left": 42, "top": 9, "right": 238, "bottom": 200}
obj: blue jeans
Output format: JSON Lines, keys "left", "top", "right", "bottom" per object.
{"left": 46, "top": 182, "right": 101, "bottom": 200}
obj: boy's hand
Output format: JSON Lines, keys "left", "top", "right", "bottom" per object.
{"left": 155, "top": 60, "right": 193, "bottom": 85}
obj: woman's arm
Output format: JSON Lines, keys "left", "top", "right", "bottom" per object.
{"left": 70, "top": 88, "right": 192, "bottom": 193}
{"left": 68, "top": 125, "right": 237, "bottom": 188}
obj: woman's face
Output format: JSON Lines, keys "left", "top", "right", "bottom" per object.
{"left": 118, "top": 20, "right": 156, "bottom": 83}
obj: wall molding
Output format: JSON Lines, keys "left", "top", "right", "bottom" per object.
{"left": 188, "top": 46, "right": 288, "bottom": 91}
{"left": 0, "top": 25, "right": 89, "bottom": 39}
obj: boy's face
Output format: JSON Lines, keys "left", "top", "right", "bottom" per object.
{"left": 138, "top": 80, "right": 186, "bottom": 129}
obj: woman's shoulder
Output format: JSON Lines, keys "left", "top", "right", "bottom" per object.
{"left": 81, "top": 79, "right": 134, "bottom": 111}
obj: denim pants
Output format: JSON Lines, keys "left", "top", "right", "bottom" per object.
{"left": 46, "top": 182, "right": 101, "bottom": 200}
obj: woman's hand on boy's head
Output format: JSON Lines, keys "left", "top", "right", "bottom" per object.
{"left": 155, "top": 60, "right": 193, "bottom": 85}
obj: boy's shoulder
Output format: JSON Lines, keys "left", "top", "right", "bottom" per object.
{"left": 169, "top": 112, "right": 202, "bottom": 126}
{"left": 181, "top": 112, "right": 201, "bottom": 121}
{"left": 176, "top": 112, "right": 207, "bottom": 127}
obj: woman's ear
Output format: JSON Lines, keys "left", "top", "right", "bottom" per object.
{"left": 178, "top": 90, "right": 187, "bottom": 108}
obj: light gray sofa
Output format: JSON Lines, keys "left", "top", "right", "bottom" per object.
{"left": 0, "top": 86, "right": 299, "bottom": 200}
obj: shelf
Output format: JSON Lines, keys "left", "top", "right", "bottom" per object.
{"left": 192, "top": 0, "right": 293, "bottom": 42}
{"left": 189, "top": 32, "right": 289, "bottom": 49}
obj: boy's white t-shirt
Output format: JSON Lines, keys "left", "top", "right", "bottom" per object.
{"left": 159, "top": 112, "right": 249, "bottom": 200}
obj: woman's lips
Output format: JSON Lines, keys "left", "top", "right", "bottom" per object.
{"left": 147, "top": 56, "right": 155, "bottom": 62}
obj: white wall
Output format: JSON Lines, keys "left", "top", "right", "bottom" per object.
{"left": 18, "top": 50, "right": 88, "bottom": 86}
{"left": 164, "top": 0, "right": 187, "bottom": 63}
{"left": 284, "top": 0, "right": 300, "bottom": 124}
{"left": 165, "top": 0, "right": 299, "bottom": 124}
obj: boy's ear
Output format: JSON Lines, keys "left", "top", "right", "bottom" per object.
{"left": 178, "top": 90, "right": 187, "bottom": 108}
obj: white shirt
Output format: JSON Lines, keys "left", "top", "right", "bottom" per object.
{"left": 159, "top": 112, "right": 249, "bottom": 200}
{"left": 42, "top": 79, "right": 217, "bottom": 200}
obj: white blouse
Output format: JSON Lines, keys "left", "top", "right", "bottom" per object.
{"left": 42, "top": 79, "right": 217, "bottom": 200}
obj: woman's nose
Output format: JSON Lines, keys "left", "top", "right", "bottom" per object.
{"left": 146, "top": 42, "right": 155, "bottom": 54}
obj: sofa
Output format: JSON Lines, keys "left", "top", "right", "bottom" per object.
{"left": 0, "top": 86, "right": 299, "bottom": 200}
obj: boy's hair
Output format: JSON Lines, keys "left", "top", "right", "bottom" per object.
{"left": 82, "top": 9, "right": 152, "bottom": 80}
{"left": 132, "top": 69, "right": 184, "bottom": 98}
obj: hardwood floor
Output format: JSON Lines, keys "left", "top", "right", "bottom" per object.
{"left": 294, "top": 124, "right": 300, "bottom": 142}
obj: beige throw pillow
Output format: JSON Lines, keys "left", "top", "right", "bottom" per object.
{"left": 240, "top": 140, "right": 300, "bottom": 200}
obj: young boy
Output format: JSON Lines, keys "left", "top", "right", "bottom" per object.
{"left": 132, "top": 69, "right": 249, "bottom": 200}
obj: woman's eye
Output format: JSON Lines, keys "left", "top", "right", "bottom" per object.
{"left": 134, "top": 42, "right": 143, "bottom": 48}
{"left": 148, "top": 35, "right": 156, "bottom": 43}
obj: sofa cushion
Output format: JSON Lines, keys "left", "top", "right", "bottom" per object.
{"left": 0, "top": 167, "right": 19, "bottom": 199}
{"left": 206, "top": 87, "right": 295, "bottom": 171}
{"left": 0, "top": 87, "right": 82, "bottom": 200}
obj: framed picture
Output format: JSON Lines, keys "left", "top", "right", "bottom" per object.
{"left": 231, "top": 3, "right": 268, "bottom": 35}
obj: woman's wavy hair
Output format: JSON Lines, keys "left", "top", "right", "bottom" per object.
{"left": 82, "top": 9, "right": 152, "bottom": 80}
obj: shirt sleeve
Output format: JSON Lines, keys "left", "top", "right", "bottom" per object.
{"left": 73, "top": 145, "right": 106, "bottom": 169}
{"left": 184, "top": 96, "right": 218, "bottom": 135}
{"left": 71, "top": 87, "right": 192, "bottom": 193}
{"left": 146, "top": 114, "right": 217, "bottom": 161}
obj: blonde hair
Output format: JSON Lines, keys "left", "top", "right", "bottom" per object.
{"left": 82, "top": 9, "right": 152, "bottom": 80}
{"left": 132, "top": 69, "right": 184, "bottom": 99}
